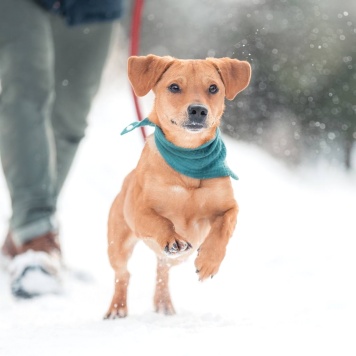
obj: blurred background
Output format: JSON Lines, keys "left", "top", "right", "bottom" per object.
{"left": 1, "top": 2, "right": 355, "bottom": 353}
{"left": 122, "top": 0, "right": 356, "bottom": 169}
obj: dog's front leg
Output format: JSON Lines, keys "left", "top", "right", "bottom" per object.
{"left": 154, "top": 258, "right": 176, "bottom": 315}
{"left": 134, "top": 207, "right": 192, "bottom": 257}
{"left": 195, "top": 205, "right": 238, "bottom": 281}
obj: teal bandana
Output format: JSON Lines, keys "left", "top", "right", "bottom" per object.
{"left": 121, "top": 118, "right": 238, "bottom": 180}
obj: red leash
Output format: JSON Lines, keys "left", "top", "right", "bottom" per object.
{"left": 130, "top": 0, "right": 147, "bottom": 141}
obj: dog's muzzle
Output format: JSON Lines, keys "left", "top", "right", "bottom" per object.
{"left": 184, "top": 104, "right": 208, "bottom": 131}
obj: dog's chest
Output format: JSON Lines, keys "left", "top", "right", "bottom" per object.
{"left": 163, "top": 183, "right": 208, "bottom": 214}
{"left": 156, "top": 180, "right": 208, "bottom": 215}
{"left": 157, "top": 183, "right": 211, "bottom": 244}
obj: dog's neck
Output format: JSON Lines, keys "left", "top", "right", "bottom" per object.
{"left": 121, "top": 118, "right": 238, "bottom": 181}
{"left": 162, "top": 130, "right": 215, "bottom": 149}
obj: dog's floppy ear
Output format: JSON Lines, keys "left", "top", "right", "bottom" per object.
{"left": 128, "top": 55, "right": 175, "bottom": 97}
{"left": 207, "top": 57, "right": 251, "bottom": 100}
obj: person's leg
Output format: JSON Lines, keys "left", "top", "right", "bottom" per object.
{"left": 50, "top": 17, "right": 113, "bottom": 196}
{"left": 0, "top": 0, "right": 57, "bottom": 246}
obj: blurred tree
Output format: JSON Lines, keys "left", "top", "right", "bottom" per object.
{"left": 138, "top": 0, "right": 356, "bottom": 168}
{"left": 226, "top": 0, "right": 356, "bottom": 168}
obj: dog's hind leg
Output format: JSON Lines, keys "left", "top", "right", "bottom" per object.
{"left": 105, "top": 191, "right": 137, "bottom": 319}
{"left": 105, "top": 227, "right": 137, "bottom": 319}
{"left": 154, "top": 258, "right": 176, "bottom": 315}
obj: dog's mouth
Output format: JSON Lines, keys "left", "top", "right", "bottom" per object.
{"left": 183, "top": 122, "right": 206, "bottom": 132}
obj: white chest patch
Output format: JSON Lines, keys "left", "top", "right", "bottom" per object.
{"left": 171, "top": 185, "right": 186, "bottom": 193}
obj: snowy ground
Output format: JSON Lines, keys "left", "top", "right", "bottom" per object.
{"left": 1, "top": 68, "right": 356, "bottom": 356}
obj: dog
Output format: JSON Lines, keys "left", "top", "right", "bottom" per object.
{"left": 105, "top": 55, "right": 251, "bottom": 318}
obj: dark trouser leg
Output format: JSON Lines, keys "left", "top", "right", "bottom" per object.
{"left": 0, "top": 0, "right": 57, "bottom": 245}
{"left": 0, "top": 0, "right": 114, "bottom": 245}
{"left": 50, "top": 17, "right": 113, "bottom": 195}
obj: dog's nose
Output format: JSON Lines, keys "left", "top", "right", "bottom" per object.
{"left": 187, "top": 104, "right": 208, "bottom": 123}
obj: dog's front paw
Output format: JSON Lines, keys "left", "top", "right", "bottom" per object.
{"left": 104, "top": 305, "right": 128, "bottom": 320}
{"left": 194, "top": 244, "right": 226, "bottom": 281}
{"left": 164, "top": 238, "right": 192, "bottom": 257}
{"left": 154, "top": 299, "right": 176, "bottom": 316}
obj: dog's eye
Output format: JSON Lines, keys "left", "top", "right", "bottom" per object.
{"left": 209, "top": 84, "right": 219, "bottom": 94}
{"left": 168, "top": 83, "right": 181, "bottom": 93}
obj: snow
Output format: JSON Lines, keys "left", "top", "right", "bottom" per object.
{"left": 1, "top": 68, "right": 356, "bottom": 356}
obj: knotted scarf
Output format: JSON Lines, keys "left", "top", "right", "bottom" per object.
{"left": 121, "top": 118, "right": 238, "bottom": 180}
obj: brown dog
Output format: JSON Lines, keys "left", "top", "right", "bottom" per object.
{"left": 105, "top": 55, "right": 251, "bottom": 318}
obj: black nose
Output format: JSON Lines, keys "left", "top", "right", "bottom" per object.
{"left": 187, "top": 104, "right": 208, "bottom": 123}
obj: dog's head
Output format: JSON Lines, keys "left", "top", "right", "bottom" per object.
{"left": 128, "top": 55, "right": 251, "bottom": 147}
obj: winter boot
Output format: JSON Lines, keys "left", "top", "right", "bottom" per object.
{"left": 1, "top": 232, "right": 63, "bottom": 298}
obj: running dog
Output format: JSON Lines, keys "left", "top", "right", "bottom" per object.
{"left": 105, "top": 55, "right": 251, "bottom": 318}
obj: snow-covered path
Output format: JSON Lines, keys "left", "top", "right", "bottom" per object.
{"left": 1, "top": 75, "right": 356, "bottom": 356}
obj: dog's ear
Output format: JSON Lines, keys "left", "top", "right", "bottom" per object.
{"left": 207, "top": 57, "right": 251, "bottom": 100}
{"left": 128, "top": 55, "right": 175, "bottom": 97}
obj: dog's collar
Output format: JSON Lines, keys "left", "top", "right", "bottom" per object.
{"left": 121, "top": 118, "right": 238, "bottom": 180}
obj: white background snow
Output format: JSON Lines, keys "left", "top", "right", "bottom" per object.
{"left": 1, "top": 50, "right": 356, "bottom": 356}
